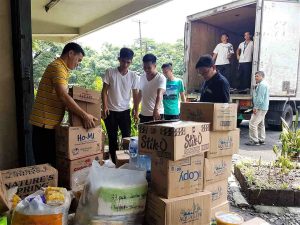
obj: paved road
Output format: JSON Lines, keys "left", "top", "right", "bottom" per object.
{"left": 238, "top": 120, "right": 281, "bottom": 161}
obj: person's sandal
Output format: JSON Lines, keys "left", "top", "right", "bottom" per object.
{"left": 245, "top": 141, "right": 260, "bottom": 146}
{"left": 259, "top": 141, "right": 265, "bottom": 145}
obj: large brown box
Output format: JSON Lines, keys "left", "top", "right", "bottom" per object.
{"left": 56, "top": 125, "right": 102, "bottom": 160}
{"left": 204, "top": 179, "right": 228, "bottom": 208}
{"left": 146, "top": 191, "right": 211, "bottom": 225}
{"left": 115, "top": 150, "right": 130, "bottom": 168}
{"left": 204, "top": 156, "right": 232, "bottom": 186}
{"left": 69, "top": 86, "right": 101, "bottom": 126}
{"left": 180, "top": 103, "right": 237, "bottom": 131}
{"left": 1, "top": 164, "right": 58, "bottom": 199}
{"left": 138, "top": 121, "right": 210, "bottom": 161}
{"left": 151, "top": 154, "right": 204, "bottom": 199}
{"left": 210, "top": 201, "right": 230, "bottom": 220}
{"left": 207, "top": 129, "right": 240, "bottom": 158}
{"left": 56, "top": 153, "right": 103, "bottom": 190}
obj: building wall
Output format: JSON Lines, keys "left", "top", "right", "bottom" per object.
{"left": 0, "top": 0, "right": 19, "bottom": 169}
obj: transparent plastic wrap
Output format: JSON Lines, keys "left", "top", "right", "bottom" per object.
{"left": 74, "top": 161, "right": 148, "bottom": 225}
{"left": 11, "top": 188, "right": 71, "bottom": 225}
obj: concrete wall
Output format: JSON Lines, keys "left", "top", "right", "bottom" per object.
{"left": 0, "top": 0, "right": 19, "bottom": 169}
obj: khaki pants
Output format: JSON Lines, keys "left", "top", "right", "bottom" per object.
{"left": 249, "top": 110, "right": 268, "bottom": 143}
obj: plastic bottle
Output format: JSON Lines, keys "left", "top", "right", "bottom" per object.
{"left": 129, "top": 137, "right": 138, "bottom": 163}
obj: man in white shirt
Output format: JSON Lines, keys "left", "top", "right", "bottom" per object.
{"left": 138, "top": 53, "right": 166, "bottom": 123}
{"left": 101, "top": 48, "right": 139, "bottom": 163}
{"left": 236, "top": 31, "right": 254, "bottom": 91}
{"left": 212, "top": 33, "right": 234, "bottom": 85}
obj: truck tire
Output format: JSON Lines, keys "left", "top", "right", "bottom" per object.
{"left": 281, "top": 104, "right": 293, "bottom": 128}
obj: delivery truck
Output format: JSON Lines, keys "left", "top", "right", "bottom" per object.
{"left": 183, "top": 0, "right": 300, "bottom": 129}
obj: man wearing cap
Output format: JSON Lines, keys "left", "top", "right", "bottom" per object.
{"left": 196, "top": 54, "right": 230, "bottom": 103}
{"left": 101, "top": 48, "right": 139, "bottom": 163}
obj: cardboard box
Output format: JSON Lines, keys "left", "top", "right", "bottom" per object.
{"left": 56, "top": 153, "right": 103, "bottom": 190}
{"left": 207, "top": 129, "right": 240, "bottom": 158}
{"left": 204, "top": 179, "right": 228, "bottom": 208}
{"left": 122, "top": 137, "right": 131, "bottom": 150}
{"left": 242, "top": 217, "right": 270, "bottom": 225}
{"left": 115, "top": 150, "right": 130, "bottom": 168}
{"left": 146, "top": 191, "right": 211, "bottom": 225}
{"left": 151, "top": 154, "right": 204, "bottom": 198}
{"left": 210, "top": 201, "right": 230, "bottom": 220}
{"left": 138, "top": 121, "right": 210, "bottom": 161}
{"left": 69, "top": 86, "right": 101, "bottom": 127}
{"left": 1, "top": 164, "right": 58, "bottom": 199}
{"left": 180, "top": 103, "right": 237, "bottom": 131}
{"left": 0, "top": 175, "right": 9, "bottom": 213}
{"left": 204, "top": 156, "right": 232, "bottom": 186}
{"left": 56, "top": 125, "right": 102, "bottom": 160}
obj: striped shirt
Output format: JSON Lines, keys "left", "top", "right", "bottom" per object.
{"left": 30, "top": 58, "right": 69, "bottom": 129}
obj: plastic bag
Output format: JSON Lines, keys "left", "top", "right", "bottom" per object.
{"left": 11, "top": 188, "right": 71, "bottom": 225}
{"left": 75, "top": 161, "right": 148, "bottom": 225}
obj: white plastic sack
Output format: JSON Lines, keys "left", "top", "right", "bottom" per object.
{"left": 75, "top": 161, "right": 148, "bottom": 225}
{"left": 11, "top": 189, "right": 71, "bottom": 225}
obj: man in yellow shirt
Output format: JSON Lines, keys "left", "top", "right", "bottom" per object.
{"left": 30, "top": 42, "right": 97, "bottom": 166}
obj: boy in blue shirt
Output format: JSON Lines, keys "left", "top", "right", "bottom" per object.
{"left": 162, "top": 63, "right": 186, "bottom": 120}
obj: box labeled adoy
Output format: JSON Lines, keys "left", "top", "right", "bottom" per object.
{"left": 204, "top": 179, "right": 228, "bottom": 208}
{"left": 138, "top": 121, "right": 210, "bottom": 161}
{"left": 204, "top": 156, "right": 232, "bottom": 186}
{"left": 211, "top": 201, "right": 230, "bottom": 220}
{"left": 146, "top": 191, "right": 211, "bottom": 225}
{"left": 207, "top": 129, "right": 240, "bottom": 158}
{"left": 180, "top": 103, "right": 237, "bottom": 131}
{"left": 151, "top": 154, "right": 204, "bottom": 199}
{"left": 1, "top": 164, "right": 58, "bottom": 199}
{"left": 56, "top": 153, "right": 103, "bottom": 190}
{"left": 69, "top": 86, "right": 101, "bottom": 127}
{"left": 56, "top": 125, "right": 102, "bottom": 160}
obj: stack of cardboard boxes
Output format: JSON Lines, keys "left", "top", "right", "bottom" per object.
{"left": 56, "top": 86, "right": 103, "bottom": 190}
{"left": 139, "top": 120, "right": 212, "bottom": 225}
{"left": 180, "top": 102, "right": 239, "bottom": 219}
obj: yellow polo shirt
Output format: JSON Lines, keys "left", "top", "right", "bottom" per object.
{"left": 30, "top": 58, "right": 69, "bottom": 129}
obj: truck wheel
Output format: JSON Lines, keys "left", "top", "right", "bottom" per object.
{"left": 281, "top": 104, "right": 293, "bottom": 128}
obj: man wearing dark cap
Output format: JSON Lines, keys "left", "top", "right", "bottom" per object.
{"left": 196, "top": 54, "right": 230, "bottom": 103}
{"left": 101, "top": 48, "right": 139, "bottom": 163}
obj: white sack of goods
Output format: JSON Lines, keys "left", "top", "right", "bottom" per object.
{"left": 75, "top": 161, "right": 148, "bottom": 225}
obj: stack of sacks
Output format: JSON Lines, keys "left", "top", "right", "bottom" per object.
{"left": 180, "top": 102, "right": 239, "bottom": 219}
{"left": 56, "top": 86, "right": 103, "bottom": 191}
{"left": 139, "top": 120, "right": 212, "bottom": 225}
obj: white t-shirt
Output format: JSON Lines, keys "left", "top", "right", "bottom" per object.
{"left": 103, "top": 68, "right": 139, "bottom": 112}
{"left": 238, "top": 40, "right": 254, "bottom": 63}
{"left": 139, "top": 73, "right": 166, "bottom": 116}
{"left": 213, "top": 43, "right": 234, "bottom": 65}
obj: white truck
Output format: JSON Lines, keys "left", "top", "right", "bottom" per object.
{"left": 183, "top": 0, "right": 300, "bottom": 128}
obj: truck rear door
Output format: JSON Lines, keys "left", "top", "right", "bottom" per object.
{"left": 258, "top": 0, "right": 300, "bottom": 96}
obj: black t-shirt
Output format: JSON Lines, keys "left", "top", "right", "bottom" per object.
{"left": 199, "top": 72, "right": 230, "bottom": 103}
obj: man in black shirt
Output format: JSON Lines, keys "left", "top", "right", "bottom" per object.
{"left": 196, "top": 54, "right": 230, "bottom": 103}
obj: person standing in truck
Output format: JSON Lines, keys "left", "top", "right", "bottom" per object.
{"left": 137, "top": 54, "right": 166, "bottom": 123}
{"left": 212, "top": 33, "right": 234, "bottom": 84}
{"left": 161, "top": 63, "right": 186, "bottom": 120}
{"left": 196, "top": 54, "right": 230, "bottom": 103}
{"left": 236, "top": 31, "right": 254, "bottom": 92}
{"left": 245, "top": 71, "right": 269, "bottom": 146}
{"left": 30, "top": 42, "right": 98, "bottom": 166}
{"left": 101, "top": 48, "right": 139, "bottom": 163}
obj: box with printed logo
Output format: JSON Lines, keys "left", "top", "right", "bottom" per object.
{"left": 56, "top": 125, "right": 102, "bottom": 160}
{"left": 180, "top": 103, "right": 237, "bottom": 131}
{"left": 1, "top": 164, "right": 58, "bottom": 199}
{"left": 204, "top": 179, "right": 228, "bottom": 208}
{"left": 207, "top": 129, "right": 240, "bottom": 158}
{"left": 204, "top": 156, "right": 232, "bottom": 186}
{"left": 69, "top": 86, "right": 101, "bottom": 127}
{"left": 138, "top": 121, "right": 210, "bottom": 161}
{"left": 210, "top": 201, "right": 230, "bottom": 220}
{"left": 56, "top": 153, "right": 103, "bottom": 190}
{"left": 151, "top": 154, "right": 204, "bottom": 199}
{"left": 145, "top": 191, "right": 211, "bottom": 225}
